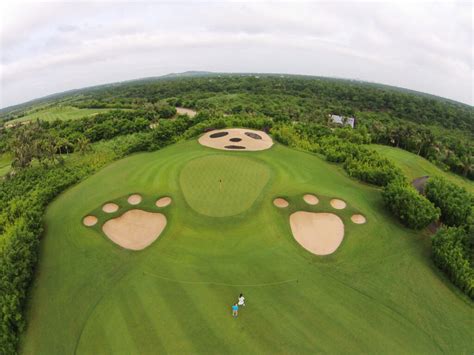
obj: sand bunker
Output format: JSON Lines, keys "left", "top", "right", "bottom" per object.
{"left": 102, "top": 203, "right": 119, "bottom": 213}
{"left": 127, "top": 194, "right": 142, "bottom": 205}
{"left": 156, "top": 197, "right": 172, "bottom": 207}
{"left": 176, "top": 107, "right": 197, "bottom": 117}
{"left": 274, "top": 198, "right": 289, "bottom": 208}
{"left": 199, "top": 128, "right": 273, "bottom": 151}
{"left": 351, "top": 214, "right": 367, "bottom": 224}
{"left": 330, "top": 199, "right": 346, "bottom": 209}
{"left": 102, "top": 209, "right": 167, "bottom": 250}
{"left": 290, "top": 212, "right": 344, "bottom": 255}
{"left": 303, "top": 194, "right": 319, "bottom": 205}
{"left": 83, "top": 215, "right": 98, "bottom": 227}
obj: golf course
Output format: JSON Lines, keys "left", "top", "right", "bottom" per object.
{"left": 20, "top": 132, "right": 473, "bottom": 354}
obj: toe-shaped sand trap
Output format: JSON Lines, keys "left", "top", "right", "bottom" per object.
{"left": 290, "top": 212, "right": 344, "bottom": 255}
{"left": 102, "top": 203, "right": 119, "bottom": 213}
{"left": 303, "top": 194, "right": 319, "bottom": 205}
{"left": 102, "top": 209, "right": 167, "bottom": 250}
{"left": 351, "top": 214, "right": 367, "bottom": 224}
{"left": 127, "top": 194, "right": 142, "bottom": 205}
{"left": 330, "top": 199, "right": 346, "bottom": 209}
{"left": 274, "top": 198, "right": 289, "bottom": 208}
{"left": 83, "top": 215, "right": 98, "bottom": 227}
{"left": 199, "top": 128, "right": 273, "bottom": 151}
{"left": 156, "top": 197, "right": 172, "bottom": 207}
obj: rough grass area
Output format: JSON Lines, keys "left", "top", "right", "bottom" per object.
{"left": 6, "top": 105, "right": 111, "bottom": 124}
{"left": 369, "top": 144, "right": 473, "bottom": 193}
{"left": 21, "top": 140, "right": 473, "bottom": 354}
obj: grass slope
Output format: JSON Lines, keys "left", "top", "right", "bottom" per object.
{"left": 0, "top": 153, "right": 12, "bottom": 177}
{"left": 6, "top": 105, "right": 111, "bottom": 124}
{"left": 21, "top": 140, "right": 473, "bottom": 354}
{"left": 369, "top": 144, "right": 474, "bottom": 193}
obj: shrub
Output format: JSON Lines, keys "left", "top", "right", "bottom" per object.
{"left": 318, "top": 136, "right": 359, "bottom": 163}
{"left": 425, "top": 177, "right": 474, "bottom": 227}
{"left": 382, "top": 181, "right": 440, "bottom": 229}
{"left": 432, "top": 226, "right": 474, "bottom": 298}
{"left": 344, "top": 152, "right": 403, "bottom": 186}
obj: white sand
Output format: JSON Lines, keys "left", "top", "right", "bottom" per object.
{"left": 176, "top": 107, "right": 197, "bottom": 117}
{"left": 156, "top": 197, "right": 172, "bottom": 207}
{"left": 289, "top": 212, "right": 344, "bottom": 255}
{"left": 127, "top": 194, "right": 142, "bottom": 205}
{"left": 303, "top": 194, "right": 319, "bottom": 205}
{"left": 351, "top": 214, "right": 367, "bottom": 224}
{"left": 198, "top": 128, "right": 273, "bottom": 151}
{"left": 102, "top": 209, "right": 167, "bottom": 250}
{"left": 102, "top": 203, "right": 119, "bottom": 213}
{"left": 83, "top": 215, "right": 98, "bottom": 227}
{"left": 273, "top": 198, "right": 289, "bottom": 208}
{"left": 330, "top": 199, "right": 346, "bottom": 209}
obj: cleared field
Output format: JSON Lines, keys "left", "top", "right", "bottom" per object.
{"left": 6, "top": 105, "right": 111, "bottom": 124}
{"left": 369, "top": 144, "right": 474, "bottom": 193}
{"left": 21, "top": 139, "right": 473, "bottom": 354}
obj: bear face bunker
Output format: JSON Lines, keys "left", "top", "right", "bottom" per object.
{"left": 199, "top": 128, "right": 273, "bottom": 151}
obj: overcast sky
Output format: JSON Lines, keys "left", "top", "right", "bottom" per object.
{"left": 0, "top": 0, "right": 472, "bottom": 108}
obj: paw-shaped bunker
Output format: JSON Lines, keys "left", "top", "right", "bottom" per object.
{"left": 82, "top": 193, "right": 172, "bottom": 250}
{"left": 273, "top": 193, "right": 366, "bottom": 255}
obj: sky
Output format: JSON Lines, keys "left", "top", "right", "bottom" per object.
{"left": 0, "top": 0, "right": 472, "bottom": 108}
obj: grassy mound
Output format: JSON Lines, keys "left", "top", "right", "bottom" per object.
{"left": 20, "top": 140, "right": 473, "bottom": 354}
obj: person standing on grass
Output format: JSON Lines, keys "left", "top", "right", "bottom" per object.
{"left": 232, "top": 303, "right": 239, "bottom": 317}
{"left": 238, "top": 293, "right": 245, "bottom": 307}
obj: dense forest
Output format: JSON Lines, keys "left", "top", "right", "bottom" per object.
{"left": 0, "top": 74, "right": 472, "bottom": 353}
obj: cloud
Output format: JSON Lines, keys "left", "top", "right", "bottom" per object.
{"left": 0, "top": 1, "right": 472, "bottom": 108}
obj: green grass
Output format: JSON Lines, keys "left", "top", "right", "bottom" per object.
{"left": 180, "top": 155, "right": 271, "bottom": 217}
{"left": 21, "top": 140, "right": 473, "bottom": 354}
{"left": 6, "top": 105, "right": 111, "bottom": 124}
{"left": 0, "top": 153, "right": 12, "bottom": 177}
{"left": 369, "top": 144, "right": 474, "bottom": 193}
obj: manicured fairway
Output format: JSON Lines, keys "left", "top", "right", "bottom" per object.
{"left": 21, "top": 139, "right": 473, "bottom": 354}
{"left": 370, "top": 144, "right": 474, "bottom": 193}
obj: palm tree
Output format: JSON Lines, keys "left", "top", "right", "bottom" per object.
{"left": 75, "top": 136, "right": 91, "bottom": 155}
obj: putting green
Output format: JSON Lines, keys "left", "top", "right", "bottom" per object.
{"left": 20, "top": 139, "right": 473, "bottom": 354}
{"left": 180, "top": 155, "right": 271, "bottom": 217}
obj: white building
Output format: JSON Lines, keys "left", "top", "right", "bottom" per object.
{"left": 329, "top": 114, "right": 355, "bottom": 128}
